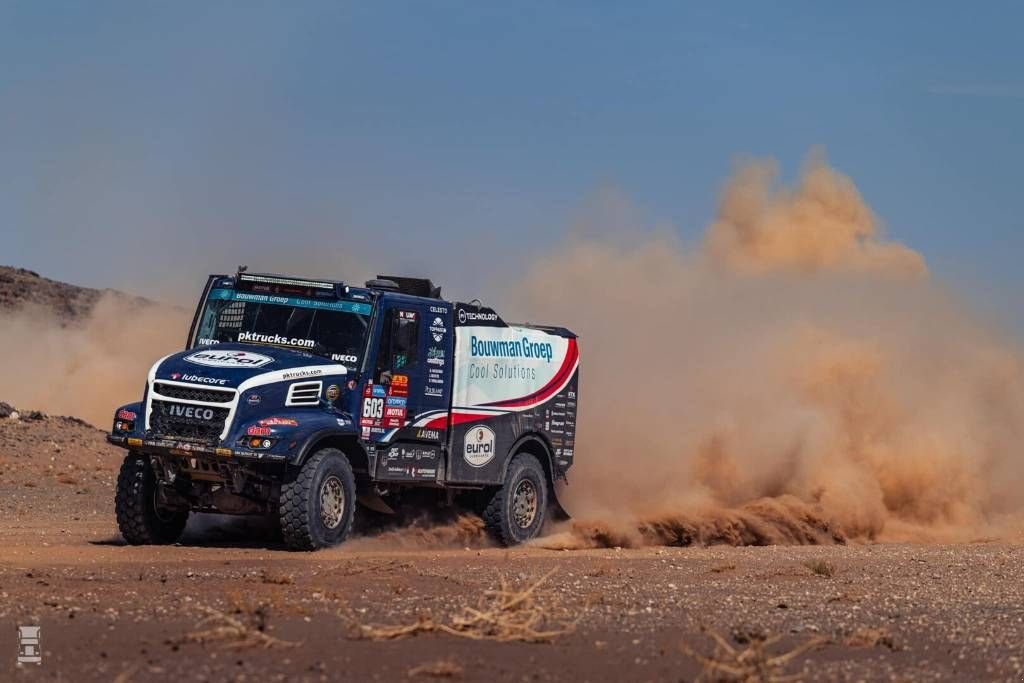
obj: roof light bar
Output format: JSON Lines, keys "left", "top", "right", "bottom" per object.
{"left": 238, "top": 273, "right": 336, "bottom": 290}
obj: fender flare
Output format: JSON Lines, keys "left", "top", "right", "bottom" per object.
{"left": 291, "top": 427, "right": 362, "bottom": 468}
{"left": 501, "top": 432, "right": 570, "bottom": 520}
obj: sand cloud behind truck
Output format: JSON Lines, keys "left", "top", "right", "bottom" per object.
{"left": 515, "top": 152, "right": 1024, "bottom": 544}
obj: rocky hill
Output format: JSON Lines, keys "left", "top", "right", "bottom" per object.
{"left": 0, "top": 265, "right": 153, "bottom": 321}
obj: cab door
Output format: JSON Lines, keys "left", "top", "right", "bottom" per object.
{"left": 360, "top": 299, "right": 453, "bottom": 480}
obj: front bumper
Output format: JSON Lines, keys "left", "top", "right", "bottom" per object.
{"left": 106, "top": 433, "right": 286, "bottom": 463}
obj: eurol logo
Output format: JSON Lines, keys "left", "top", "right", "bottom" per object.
{"left": 463, "top": 425, "right": 496, "bottom": 468}
{"left": 184, "top": 350, "right": 274, "bottom": 369}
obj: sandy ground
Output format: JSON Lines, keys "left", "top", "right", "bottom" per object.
{"left": 2, "top": 414, "right": 1023, "bottom": 682}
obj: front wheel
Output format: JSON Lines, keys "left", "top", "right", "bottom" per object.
{"left": 115, "top": 454, "right": 188, "bottom": 545}
{"left": 279, "top": 448, "right": 356, "bottom": 550}
{"left": 483, "top": 453, "right": 549, "bottom": 545}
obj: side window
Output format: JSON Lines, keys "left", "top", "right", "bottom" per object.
{"left": 391, "top": 311, "right": 419, "bottom": 369}
{"left": 376, "top": 309, "right": 419, "bottom": 377}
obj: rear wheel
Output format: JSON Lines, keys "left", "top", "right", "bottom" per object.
{"left": 483, "top": 453, "right": 548, "bottom": 545}
{"left": 115, "top": 454, "right": 188, "bottom": 545}
{"left": 279, "top": 448, "right": 356, "bottom": 550}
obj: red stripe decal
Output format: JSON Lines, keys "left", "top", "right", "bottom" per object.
{"left": 448, "top": 412, "right": 504, "bottom": 426}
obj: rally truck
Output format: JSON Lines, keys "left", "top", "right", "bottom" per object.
{"left": 108, "top": 271, "right": 579, "bottom": 550}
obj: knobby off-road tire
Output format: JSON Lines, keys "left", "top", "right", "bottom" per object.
{"left": 279, "top": 448, "right": 356, "bottom": 550}
{"left": 483, "top": 453, "right": 548, "bottom": 546}
{"left": 115, "top": 454, "right": 188, "bottom": 545}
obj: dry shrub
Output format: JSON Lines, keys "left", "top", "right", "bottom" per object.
{"left": 681, "top": 628, "right": 827, "bottom": 682}
{"left": 347, "top": 569, "right": 576, "bottom": 643}
{"left": 260, "top": 568, "right": 294, "bottom": 585}
{"left": 182, "top": 604, "right": 299, "bottom": 649}
{"left": 846, "top": 627, "right": 896, "bottom": 650}
{"left": 408, "top": 658, "right": 464, "bottom": 678}
{"left": 803, "top": 559, "right": 836, "bottom": 578}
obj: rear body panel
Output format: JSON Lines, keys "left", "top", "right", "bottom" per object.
{"left": 446, "top": 304, "right": 579, "bottom": 485}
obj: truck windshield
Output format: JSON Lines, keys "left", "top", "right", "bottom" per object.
{"left": 193, "top": 288, "right": 372, "bottom": 371}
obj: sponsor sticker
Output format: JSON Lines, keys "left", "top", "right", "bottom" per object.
{"left": 470, "top": 335, "right": 553, "bottom": 363}
{"left": 169, "top": 373, "right": 229, "bottom": 386}
{"left": 457, "top": 308, "right": 499, "bottom": 325}
{"left": 417, "top": 428, "right": 441, "bottom": 441}
{"left": 282, "top": 368, "right": 324, "bottom": 380}
{"left": 258, "top": 417, "right": 299, "bottom": 427}
{"left": 237, "top": 330, "right": 316, "bottom": 349}
{"left": 425, "top": 386, "right": 443, "bottom": 397}
{"left": 389, "top": 374, "right": 409, "bottom": 397}
{"left": 185, "top": 350, "right": 274, "bottom": 369}
{"left": 326, "top": 384, "right": 340, "bottom": 402}
{"left": 463, "top": 425, "right": 496, "bottom": 467}
{"left": 429, "top": 317, "right": 447, "bottom": 343}
{"left": 385, "top": 396, "right": 407, "bottom": 407}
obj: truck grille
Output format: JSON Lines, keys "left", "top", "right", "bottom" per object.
{"left": 149, "top": 399, "right": 230, "bottom": 443}
{"left": 152, "top": 382, "right": 234, "bottom": 403}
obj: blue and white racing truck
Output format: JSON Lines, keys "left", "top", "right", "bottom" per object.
{"left": 109, "top": 271, "right": 579, "bottom": 549}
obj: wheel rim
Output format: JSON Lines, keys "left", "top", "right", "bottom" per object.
{"left": 511, "top": 479, "right": 538, "bottom": 529}
{"left": 319, "top": 475, "right": 345, "bottom": 529}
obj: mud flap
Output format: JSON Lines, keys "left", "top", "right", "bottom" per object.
{"left": 356, "top": 485, "right": 395, "bottom": 515}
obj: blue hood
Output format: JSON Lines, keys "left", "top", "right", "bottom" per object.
{"left": 152, "top": 343, "right": 344, "bottom": 388}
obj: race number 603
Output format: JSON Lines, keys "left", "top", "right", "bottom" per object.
{"left": 362, "top": 397, "right": 384, "bottom": 419}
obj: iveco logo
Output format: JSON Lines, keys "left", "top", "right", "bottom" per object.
{"left": 168, "top": 405, "right": 215, "bottom": 421}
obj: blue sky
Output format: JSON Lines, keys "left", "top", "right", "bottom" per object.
{"left": 1, "top": 2, "right": 1022, "bottom": 324}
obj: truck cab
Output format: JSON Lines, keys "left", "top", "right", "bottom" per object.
{"left": 109, "top": 271, "right": 578, "bottom": 549}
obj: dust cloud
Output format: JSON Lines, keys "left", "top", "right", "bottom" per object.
{"left": 344, "top": 514, "right": 494, "bottom": 551}
{"left": 518, "top": 153, "right": 1024, "bottom": 545}
{"left": 0, "top": 293, "right": 189, "bottom": 427}
{"left": 3, "top": 150, "right": 1022, "bottom": 548}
